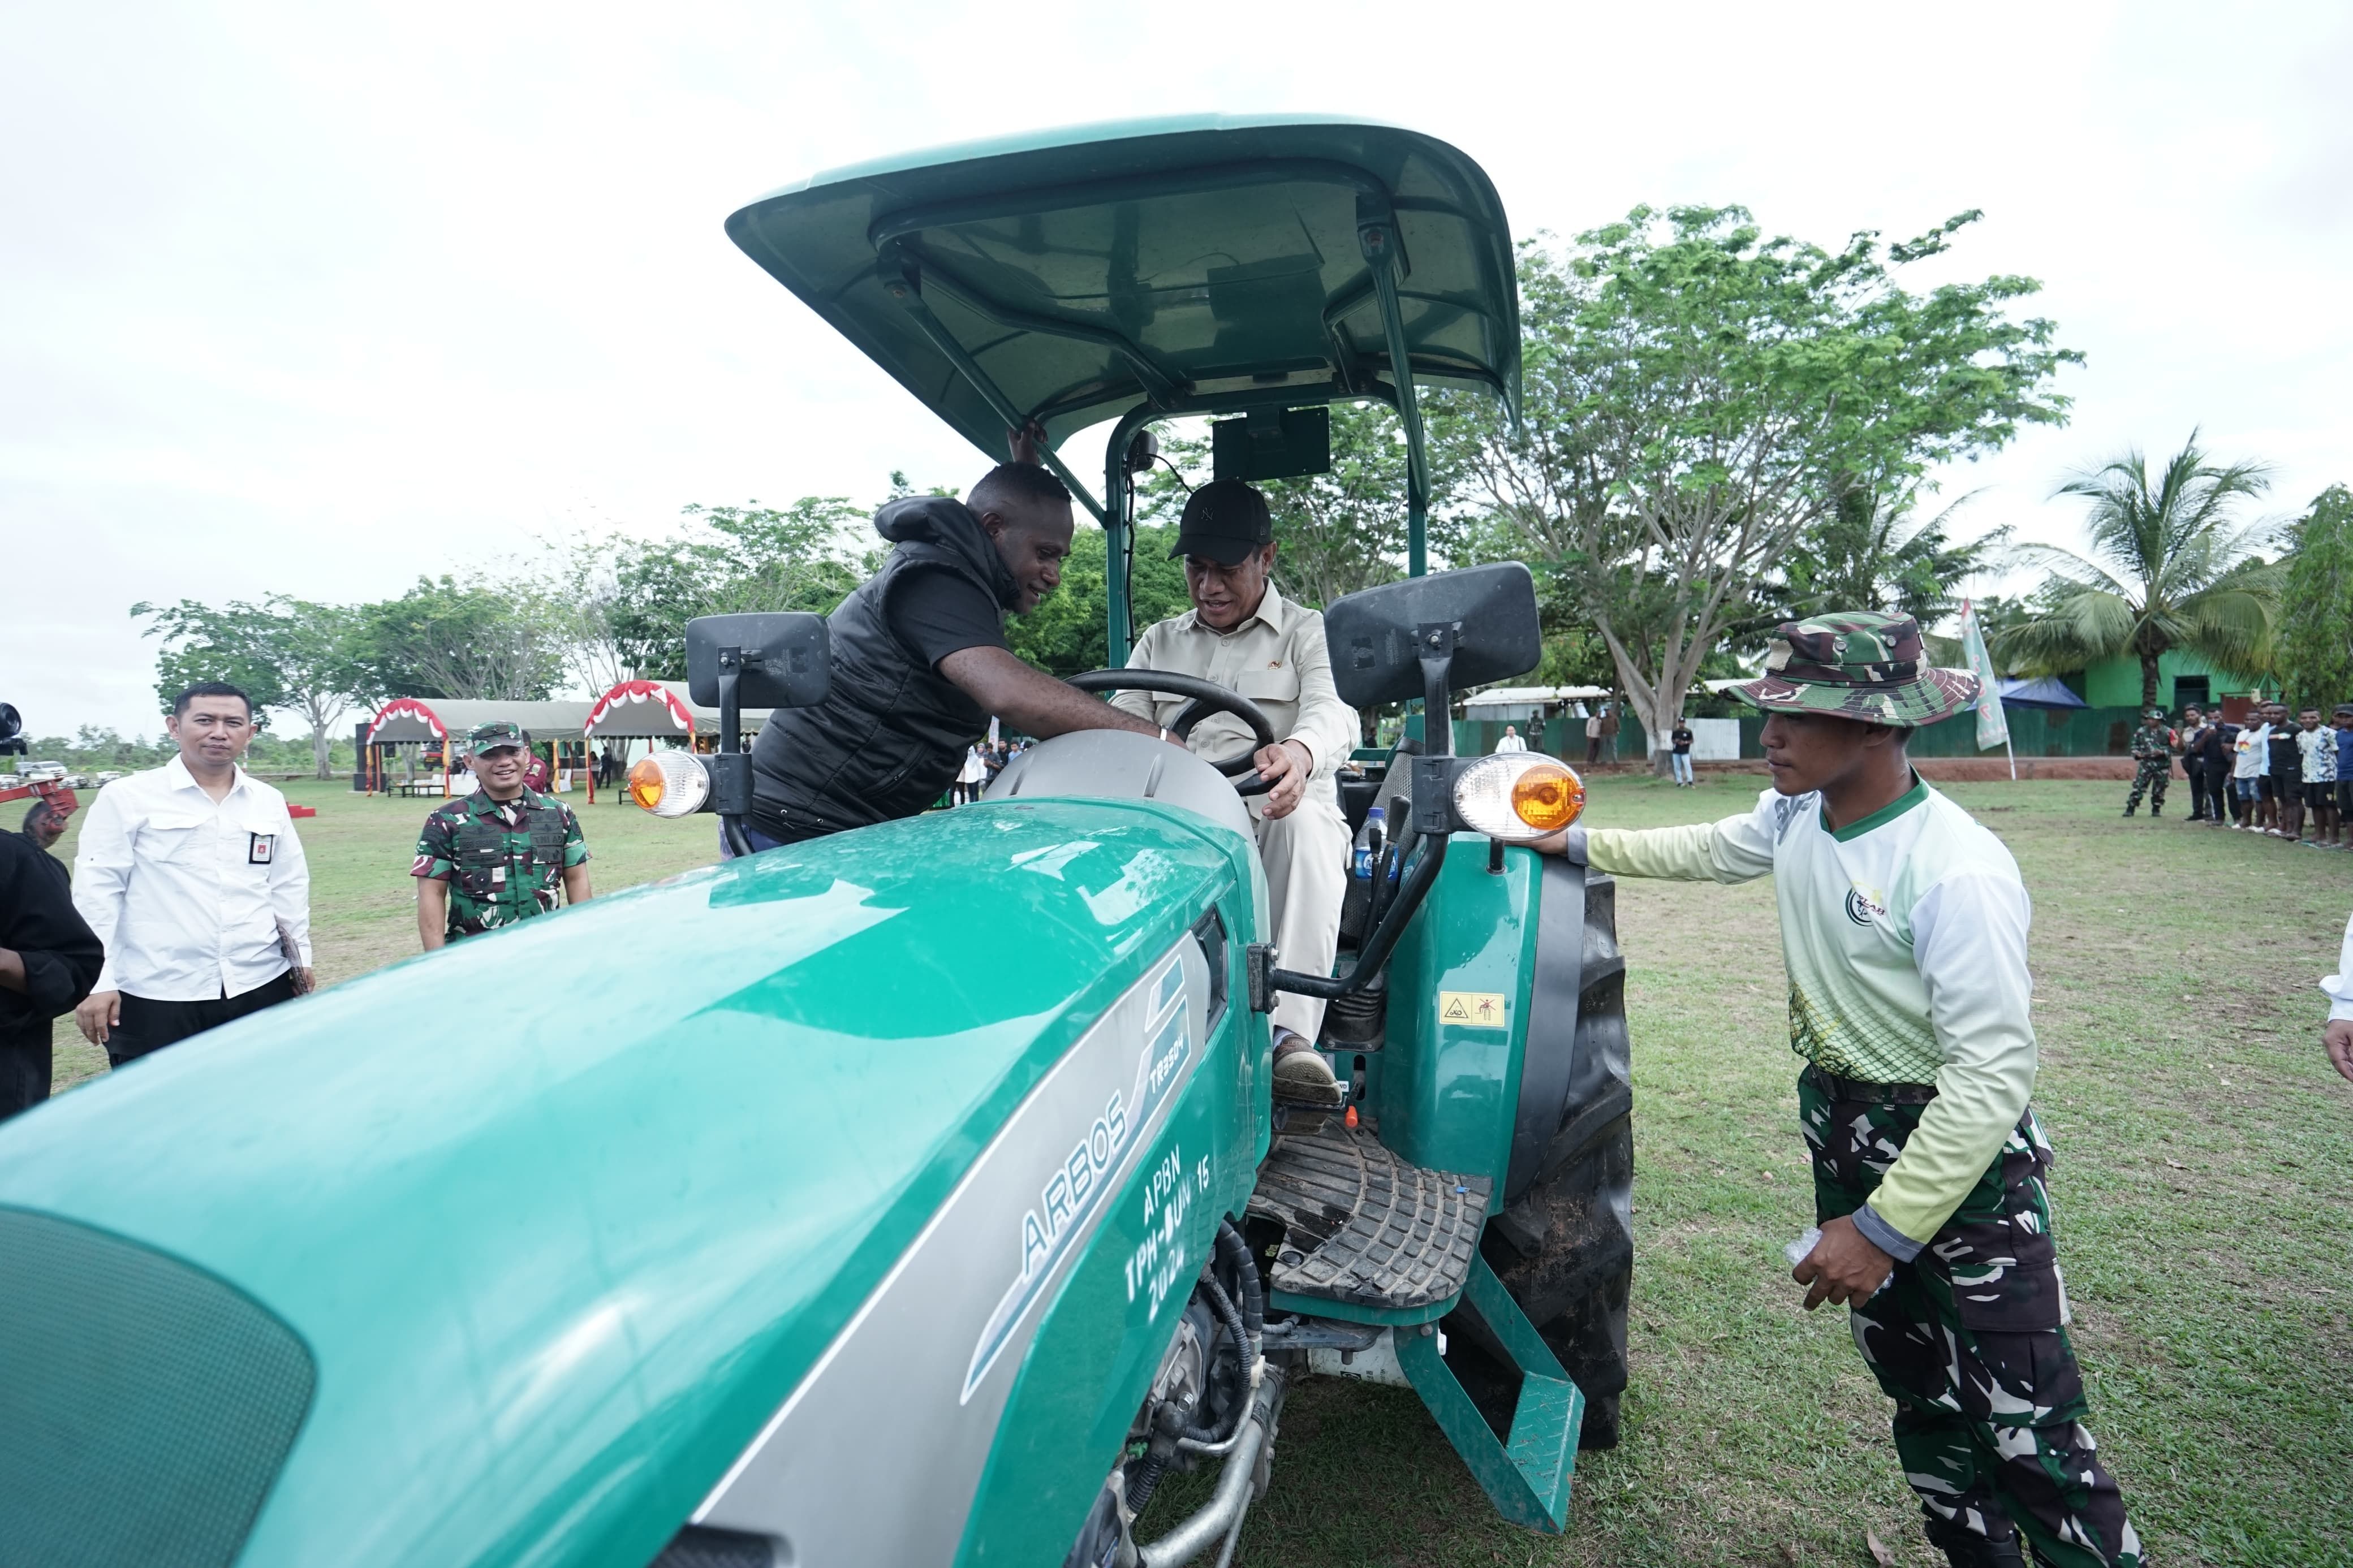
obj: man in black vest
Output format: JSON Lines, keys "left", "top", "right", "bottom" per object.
{"left": 746, "top": 456, "right": 1165, "bottom": 848}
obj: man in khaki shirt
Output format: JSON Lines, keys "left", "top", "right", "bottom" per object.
{"left": 1111, "top": 481, "right": 1358, "bottom": 1100}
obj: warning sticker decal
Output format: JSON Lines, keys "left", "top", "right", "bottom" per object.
{"left": 1438, "top": 991, "right": 1508, "bottom": 1028}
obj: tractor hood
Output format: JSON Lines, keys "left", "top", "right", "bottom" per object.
{"left": 0, "top": 800, "right": 1254, "bottom": 1568}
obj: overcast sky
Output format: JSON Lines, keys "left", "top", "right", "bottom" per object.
{"left": 6, "top": 1, "right": 2346, "bottom": 737}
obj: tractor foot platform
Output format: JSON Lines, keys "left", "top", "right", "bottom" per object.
{"left": 1248, "top": 1124, "right": 1492, "bottom": 1312}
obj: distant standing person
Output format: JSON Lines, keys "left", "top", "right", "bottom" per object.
{"left": 2175, "top": 707, "right": 2213, "bottom": 822}
{"left": 1669, "top": 717, "right": 1695, "bottom": 787}
{"left": 2296, "top": 707, "right": 2337, "bottom": 849}
{"left": 72, "top": 682, "right": 313, "bottom": 1067}
{"left": 2335, "top": 706, "right": 2353, "bottom": 846}
{"left": 2204, "top": 708, "right": 2242, "bottom": 827}
{"left": 953, "top": 744, "right": 988, "bottom": 805}
{"left": 1583, "top": 706, "right": 1605, "bottom": 766}
{"left": 2265, "top": 701, "right": 2301, "bottom": 839}
{"left": 1, "top": 809, "right": 103, "bottom": 1120}
{"left": 1493, "top": 724, "right": 1527, "bottom": 754}
{"left": 413, "top": 722, "right": 593, "bottom": 949}
{"left": 2232, "top": 709, "right": 2269, "bottom": 831}
{"left": 2122, "top": 709, "right": 2170, "bottom": 818}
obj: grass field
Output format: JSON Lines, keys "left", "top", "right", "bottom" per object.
{"left": 37, "top": 772, "right": 2353, "bottom": 1566}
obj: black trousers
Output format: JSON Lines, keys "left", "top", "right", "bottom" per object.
{"left": 108, "top": 971, "right": 298, "bottom": 1069}
{"left": 0, "top": 1028, "right": 50, "bottom": 1122}
{"left": 2186, "top": 761, "right": 2210, "bottom": 820}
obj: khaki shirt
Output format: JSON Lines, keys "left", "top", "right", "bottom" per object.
{"left": 1110, "top": 585, "right": 1360, "bottom": 798}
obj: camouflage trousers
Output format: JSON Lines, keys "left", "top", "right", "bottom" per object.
{"left": 1799, "top": 1072, "right": 2142, "bottom": 1567}
{"left": 2123, "top": 759, "right": 2168, "bottom": 811}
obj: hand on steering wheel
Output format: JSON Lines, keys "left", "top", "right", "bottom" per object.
{"left": 1062, "top": 670, "right": 1280, "bottom": 797}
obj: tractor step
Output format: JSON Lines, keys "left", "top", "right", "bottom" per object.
{"left": 1397, "top": 1254, "right": 1584, "bottom": 1532}
{"left": 1248, "top": 1123, "right": 1492, "bottom": 1312}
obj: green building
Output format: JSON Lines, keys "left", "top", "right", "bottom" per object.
{"left": 2071, "top": 650, "right": 2272, "bottom": 713}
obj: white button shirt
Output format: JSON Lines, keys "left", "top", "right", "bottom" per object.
{"left": 73, "top": 756, "right": 313, "bottom": 1001}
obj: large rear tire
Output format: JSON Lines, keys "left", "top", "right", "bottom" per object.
{"left": 1451, "top": 871, "right": 1633, "bottom": 1449}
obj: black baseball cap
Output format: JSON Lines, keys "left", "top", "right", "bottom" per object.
{"left": 1169, "top": 480, "right": 1273, "bottom": 566}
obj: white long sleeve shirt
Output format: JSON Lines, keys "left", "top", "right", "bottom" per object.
{"left": 1581, "top": 779, "right": 2037, "bottom": 1251}
{"left": 2322, "top": 912, "right": 2353, "bottom": 1023}
{"left": 72, "top": 756, "right": 312, "bottom": 1000}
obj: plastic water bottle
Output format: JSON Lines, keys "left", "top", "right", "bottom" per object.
{"left": 1352, "top": 805, "right": 1386, "bottom": 880}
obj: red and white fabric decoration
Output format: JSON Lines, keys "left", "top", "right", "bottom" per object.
{"left": 585, "top": 680, "right": 695, "bottom": 738}
{"left": 364, "top": 697, "right": 447, "bottom": 745}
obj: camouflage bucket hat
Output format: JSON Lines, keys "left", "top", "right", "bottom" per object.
{"left": 466, "top": 720, "right": 530, "bottom": 755}
{"left": 1731, "top": 611, "right": 1978, "bottom": 728}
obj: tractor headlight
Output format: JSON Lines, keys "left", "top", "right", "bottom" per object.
{"left": 1451, "top": 755, "right": 1585, "bottom": 842}
{"left": 627, "top": 752, "right": 711, "bottom": 817}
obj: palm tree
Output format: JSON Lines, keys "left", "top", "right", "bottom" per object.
{"left": 1993, "top": 432, "right": 2279, "bottom": 710}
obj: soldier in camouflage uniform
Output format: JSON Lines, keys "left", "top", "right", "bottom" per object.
{"left": 1539, "top": 613, "right": 2141, "bottom": 1568}
{"left": 412, "top": 722, "right": 593, "bottom": 949}
{"left": 2122, "top": 710, "right": 2171, "bottom": 817}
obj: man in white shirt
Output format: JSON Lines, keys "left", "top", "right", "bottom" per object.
{"left": 1109, "top": 480, "right": 1358, "bottom": 1103}
{"left": 72, "top": 682, "right": 313, "bottom": 1067}
{"left": 1493, "top": 724, "right": 1528, "bottom": 754}
{"left": 1539, "top": 613, "right": 2140, "bottom": 1568}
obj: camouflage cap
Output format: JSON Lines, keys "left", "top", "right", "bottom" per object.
{"left": 1730, "top": 611, "right": 1978, "bottom": 729}
{"left": 465, "top": 720, "right": 530, "bottom": 755}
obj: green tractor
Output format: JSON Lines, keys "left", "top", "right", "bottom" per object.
{"left": 0, "top": 119, "right": 1634, "bottom": 1568}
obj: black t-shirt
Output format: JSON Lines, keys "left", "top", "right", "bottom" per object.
{"left": 889, "top": 565, "right": 1010, "bottom": 669}
{"left": 1670, "top": 725, "right": 1693, "bottom": 754}
{"left": 2268, "top": 728, "right": 2302, "bottom": 781}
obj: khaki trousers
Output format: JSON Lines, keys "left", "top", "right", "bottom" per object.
{"left": 1252, "top": 791, "right": 1350, "bottom": 1044}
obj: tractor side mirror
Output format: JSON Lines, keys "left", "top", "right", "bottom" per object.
{"left": 1322, "top": 563, "right": 1541, "bottom": 712}
{"left": 686, "top": 614, "right": 831, "bottom": 711}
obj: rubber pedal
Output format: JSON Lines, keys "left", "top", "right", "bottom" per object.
{"left": 1248, "top": 1124, "right": 1492, "bottom": 1310}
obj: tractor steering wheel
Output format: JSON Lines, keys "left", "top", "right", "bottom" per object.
{"left": 1063, "top": 670, "right": 1279, "bottom": 797}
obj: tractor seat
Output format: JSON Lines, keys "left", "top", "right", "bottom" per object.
{"left": 984, "top": 730, "right": 1259, "bottom": 844}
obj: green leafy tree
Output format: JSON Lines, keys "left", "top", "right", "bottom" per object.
{"left": 581, "top": 498, "right": 872, "bottom": 682}
{"left": 2278, "top": 485, "right": 2353, "bottom": 707}
{"left": 1993, "top": 433, "right": 2278, "bottom": 710}
{"left": 1739, "top": 489, "right": 2009, "bottom": 648}
{"left": 131, "top": 595, "right": 370, "bottom": 777}
{"left": 1430, "top": 210, "right": 2078, "bottom": 761}
{"left": 359, "top": 576, "right": 571, "bottom": 702}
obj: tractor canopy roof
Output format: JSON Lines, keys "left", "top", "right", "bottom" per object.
{"left": 726, "top": 116, "right": 1522, "bottom": 488}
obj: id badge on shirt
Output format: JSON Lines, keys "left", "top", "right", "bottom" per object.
{"left": 249, "top": 832, "right": 277, "bottom": 865}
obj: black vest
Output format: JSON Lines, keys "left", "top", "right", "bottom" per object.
{"left": 748, "top": 497, "right": 1013, "bottom": 842}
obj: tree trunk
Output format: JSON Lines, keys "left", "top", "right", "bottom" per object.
{"left": 2141, "top": 655, "right": 2162, "bottom": 713}
{"left": 312, "top": 724, "right": 332, "bottom": 780}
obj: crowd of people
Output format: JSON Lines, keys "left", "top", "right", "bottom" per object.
{"left": 2130, "top": 701, "right": 2353, "bottom": 848}
{"left": 948, "top": 738, "right": 1028, "bottom": 804}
